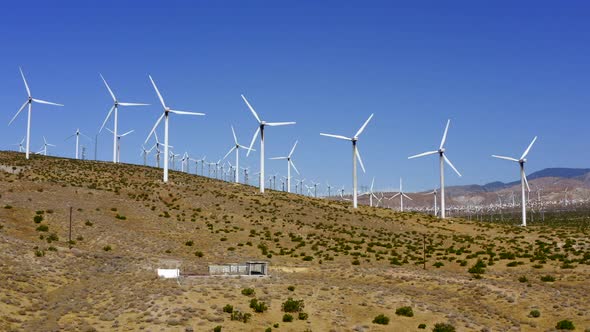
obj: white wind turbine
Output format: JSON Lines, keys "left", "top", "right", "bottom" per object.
{"left": 423, "top": 188, "right": 438, "bottom": 216}
{"left": 38, "top": 136, "right": 56, "bottom": 156}
{"left": 145, "top": 75, "right": 205, "bottom": 182}
{"left": 12, "top": 138, "right": 25, "bottom": 152}
{"left": 9, "top": 67, "right": 63, "bottom": 159}
{"left": 492, "top": 136, "right": 537, "bottom": 226}
{"left": 223, "top": 125, "right": 254, "bottom": 183}
{"left": 408, "top": 119, "right": 461, "bottom": 218}
{"left": 242, "top": 94, "right": 296, "bottom": 193}
{"left": 320, "top": 114, "right": 374, "bottom": 208}
{"left": 269, "top": 140, "right": 299, "bottom": 193}
{"left": 98, "top": 74, "right": 149, "bottom": 164}
{"left": 106, "top": 128, "right": 134, "bottom": 163}
{"left": 388, "top": 178, "right": 413, "bottom": 212}
{"left": 65, "top": 129, "right": 91, "bottom": 159}
{"left": 140, "top": 144, "right": 155, "bottom": 166}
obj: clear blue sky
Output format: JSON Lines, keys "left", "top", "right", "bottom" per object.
{"left": 1, "top": 1, "right": 589, "bottom": 192}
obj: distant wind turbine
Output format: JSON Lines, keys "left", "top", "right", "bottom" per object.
{"left": 144, "top": 75, "right": 205, "bottom": 182}
{"left": 320, "top": 113, "right": 374, "bottom": 208}
{"left": 9, "top": 67, "right": 63, "bottom": 159}
{"left": 388, "top": 178, "right": 413, "bottom": 212}
{"left": 106, "top": 128, "right": 134, "bottom": 163}
{"left": 223, "top": 125, "right": 254, "bottom": 183}
{"left": 242, "top": 94, "right": 295, "bottom": 193}
{"left": 65, "top": 129, "right": 91, "bottom": 159}
{"left": 270, "top": 140, "right": 300, "bottom": 193}
{"left": 98, "top": 74, "right": 149, "bottom": 163}
{"left": 408, "top": 119, "right": 461, "bottom": 218}
{"left": 38, "top": 136, "right": 56, "bottom": 156}
{"left": 492, "top": 136, "right": 537, "bottom": 226}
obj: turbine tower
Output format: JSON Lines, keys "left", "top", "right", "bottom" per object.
{"left": 9, "top": 67, "right": 63, "bottom": 159}
{"left": 106, "top": 128, "right": 134, "bottom": 163}
{"left": 145, "top": 75, "right": 205, "bottom": 182}
{"left": 242, "top": 94, "right": 295, "bottom": 193}
{"left": 408, "top": 119, "right": 461, "bottom": 218}
{"left": 98, "top": 74, "right": 149, "bottom": 163}
{"left": 492, "top": 136, "right": 537, "bottom": 226}
{"left": 222, "top": 125, "right": 254, "bottom": 183}
{"left": 65, "top": 129, "right": 91, "bottom": 159}
{"left": 320, "top": 113, "right": 374, "bottom": 208}
{"left": 270, "top": 140, "right": 300, "bottom": 193}
{"left": 38, "top": 136, "right": 56, "bottom": 156}
{"left": 389, "top": 178, "right": 413, "bottom": 212}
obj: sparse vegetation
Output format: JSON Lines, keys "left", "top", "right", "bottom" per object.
{"left": 372, "top": 314, "right": 390, "bottom": 325}
{"left": 555, "top": 319, "right": 575, "bottom": 330}
{"left": 396, "top": 306, "right": 414, "bottom": 317}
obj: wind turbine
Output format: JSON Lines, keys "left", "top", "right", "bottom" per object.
{"left": 9, "top": 67, "right": 63, "bottom": 159}
{"left": 242, "top": 94, "right": 296, "bottom": 193}
{"left": 106, "top": 128, "right": 134, "bottom": 163}
{"left": 408, "top": 119, "right": 461, "bottom": 218}
{"left": 269, "top": 140, "right": 299, "bottom": 192}
{"left": 223, "top": 125, "right": 254, "bottom": 183}
{"left": 320, "top": 114, "right": 374, "bottom": 208}
{"left": 145, "top": 75, "right": 205, "bottom": 182}
{"left": 65, "top": 129, "right": 91, "bottom": 159}
{"left": 140, "top": 145, "right": 154, "bottom": 166}
{"left": 12, "top": 138, "right": 25, "bottom": 152}
{"left": 38, "top": 136, "right": 56, "bottom": 156}
{"left": 423, "top": 188, "right": 438, "bottom": 216}
{"left": 492, "top": 136, "right": 537, "bottom": 226}
{"left": 98, "top": 74, "right": 149, "bottom": 163}
{"left": 388, "top": 178, "right": 413, "bottom": 212}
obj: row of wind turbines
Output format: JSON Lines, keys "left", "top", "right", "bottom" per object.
{"left": 7, "top": 67, "right": 539, "bottom": 226}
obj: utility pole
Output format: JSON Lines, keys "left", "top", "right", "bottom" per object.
{"left": 423, "top": 234, "right": 426, "bottom": 270}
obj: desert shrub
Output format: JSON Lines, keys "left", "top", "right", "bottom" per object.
{"left": 48, "top": 246, "right": 57, "bottom": 251}
{"left": 518, "top": 276, "right": 528, "bottom": 283}
{"left": 35, "top": 250, "right": 45, "bottom": 257}
{"left": 230, "top": 310, "right": 251, "bottom": 323}
{"left": 33, "top": 215, "right": 43, "bottom": 223}
{"left": 213, "top": 325, "right": 222, "bottom": 332}
{"left": 372, "top": 314, "right": 390, "bottom": 325}
{"left": 282, "top": 314, "right": 293, "bottom": 322}
{"left": 241, "top": 288, "right": 255, "bottom": 296}
{"left": 432, "top": 323, "right": 456, "bottom": 332}
{"left": 194, "top": 251, "right": 204, "bottom": 257}
{"left": 540, "top": 275, "right": 555, "bottom": 282}
{"left": 507, "top": 261, "right": 519, "bottom": 267}
{"left": 418, "top": 323, "right": 426, "bottom": 329}
{"left": 530, "top": 309, "right": 540, "bottom": 318}
{"left": 46, "top": 233, "right": 59, "bottom": 243}
{"left": 4, "top": 205, "right": 12, "bottom": 209}
{"left": 85, "top": 220, "right": 93, "bottom": 226}
{"left": 103, "top": 245, "right": 112, "bottom": 251}
{"left": 555, "top": 320, "right": 575, "bottom": 330}
{"left": 282, "top": 298, "right": 304, "bottom": 312}
{"left": 468, "top": 259, "right": 486, "bottom": 275}
{"left": 433, "top": 261, "right": 444, "bottom": 268}
{"left": 222, "top": 304, "right": 233, "bottom": 313}
{"left": 396, "top": 306, "right": 414, "bottom": 317}
{"left": 302, "top": 255, "right": 313, "bottom": 261}
{"left": 250, "top": 299, "right": 268, "bottom": 313}
{"left": 287, "top": 285, "right": 295, "bottom": 291}
{"left": 298, "top": 312, "right": 308, "bottom": 320}
{"left": 36, "top": 225, "right": 49, "bottom": 232}
{"left": 352, "top": 259, "right": 360, "bottom": 265}
{"left": 115, "top": 214, "right": 126, "bottom": 220}
{"left": 185, "top": 240, "right": 194, "bottom": 246}
{"left": 265, "top": 328, "right": 271, "bottom": 332}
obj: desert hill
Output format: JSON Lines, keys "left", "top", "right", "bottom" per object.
{"left": 0, "top": 151, "right": 589, "bottom": 332}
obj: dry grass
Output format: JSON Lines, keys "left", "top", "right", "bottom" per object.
{"left": 0, "top": 151, "right": 589, "bottom": 331}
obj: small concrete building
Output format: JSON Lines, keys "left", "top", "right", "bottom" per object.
{"left": 208, "top": 261, "right": 269, "bottom": 276}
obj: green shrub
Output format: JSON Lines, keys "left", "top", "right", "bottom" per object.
{"left": 468, "top": 259, "right": 486, "bottom": 275}
{"left": 213, "top": 325, "right": 222, "bottom": 332}
{"left": 185, "top": 240, "right": 194, "bottom": 246}
{"left": 302, "top": 255, "right": 313, "bottom": 261}
{"left": 287, "top": 286, "right": 295, "bottom": 291}
{"left": 282, "top": 314, "right": 293, "bottom": 322}
{"left": 46, "top": 233, "right": 59, "bottom": 243}
{"left": 194, "top": 251, "right": 204, "bottom": 257}
{"left": 222, "top": 304, "right": 233, "bottom": 313}
{"left": 433, "top": 261, "right": 444, "bottom": 268}
{"left": 103, "top": 245, "right": 112, "bottom": 251}
{"left": 230, "top": 310, "right": 251, "bottom": 323}
{"left": 265, "top": 328, "right": 271, "bottom": 332}
{"left": 432, "top": 323, "right": 456, "bottom": 332}
{"left": 250, "top": 298, "right": 268, "bottom": 313}
{"left": 518, "top": 276, "right": 528, "bottom": 283}
{"left": 507, "top": 261, "right": 519, "bottom": 267}
{"left": 85, "top": 220, "right": 93, "bottom": 226}
{"left": 540, "top": 275, "right": 555, "bottom": 282}
{"left": 4, "top": 205, "right": 12, "bottom": 209}
{"left": 372, "top": 314, "right": 390, "bottom": 325}
{"left": 115, "top": 214, "right": 126, "bottom": 220}
{"left": 418, "top": 323, "right": 426, "bottom": 329}
{"left": 241, "top": 288, "right": 255, "bottom": 296}
{"left": 352, "top": 259, "right": 360, "bottom": 265}
{"left": 36, "top": 225, "right": 49, "bottom": 232}
{"left": 530, "top": 309, "right": 540, "bottom": 318}
{"left": 395, "top": 306, "right": 414, "bottom": 317}
{"left": 298, "top": 312, "right": 308, "bottom": 320}
{"left": 33, "top": 215, "right": 43, "bottom": 223}
{"left": 555, "top": 319, "right": 575, "bottom": 330}
{"left": 282, "top": 298, "right": 304, "bottom": 312}
{"left": 35, "top": 250, "right": 45, "bottom": 257}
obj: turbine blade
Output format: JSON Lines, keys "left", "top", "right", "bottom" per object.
{"left": 231, "top": 125, "right": 238, "bottom": 144}
{"left": 64, "top": 134, "right": 76, "bottom": 141}
{"left": 99, "top": 105, "right": 115, "bottom": 133}
{"left": 32, "top": 98, "right": 63, "bottom": 106}
{"left": 290, "top": 160, "right": 300, "bottom": 175}
{"left": 269, "top": 157, "right": 288, "bottom": 160}
{"left": 491, "top": 155, "right": 519, "bottom": 162}
{"left": 443, "top": 154, "right": 462, "bottom": 177}
{"left": 145, "top": 113, "right": 164, "bottom": 144}
{"left": 19, "top": 67, "right": 31, "bottom": 97}
{"left": 120, "top": 130, "right": 134, "bottom": 137}
{"left": 105, "top": 128, "right": 114, "bottom": 134}
{"left": 149, "top": 75, "right": 166, "bottom": 109}
{"left": 289, "top": 140, "right": 298, "bottom": 157}
{"left": 440, "top": 119, "right": 450, "bottom": 149}
{"left": 356, "top": 147, "right": 366, "bottom": 173}
{"left": 520, "top": 136, "right": 537, "bottom": 160}
{"left": 246, "top": 126, "right": 260, "bottom": 157}
{"left": 355, "top": 113, "right": 374, "bottom": 137}
{"left": 9, "top": 100, "right": 29, "bottom": 126}
{"left": 408, "top": 150, "right": 438, "bottom": 159}
{"left": 169, "top": 110, "right": 205, "bottom": 116}
{"left": 241, "top": 94, "right": 261, "bottom": 123}
{"left": 118, "top": 102, "right": 150, "bottom": 106}
{"left": 223, "top": 146, "right": 235, "bottom": 160}
{"left": 99, "top": 74, "right": 116, "bottom": 101}
{"left": 523, "top": 171, "right": 531, "bottom": 192}
{"left": 265, "top": 122, "right": 296, "bottom": 126}
{"left": 239, "top": 144, "right": 254, "bottom": 151}
{"left": 320, "top": 133, "right": 352, "bottom": 141}
{"left": 403, "top": 193, "right": 413, "bottom": 200}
